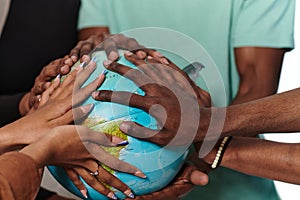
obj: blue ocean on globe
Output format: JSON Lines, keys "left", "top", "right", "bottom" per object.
{"left": 48, "top": 51, "right": 190, "bottom": 200}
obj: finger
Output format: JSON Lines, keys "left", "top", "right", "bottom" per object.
{"left": 72, "top": 104, "right": 95, "bottom": 122}
{"left": 143, "top": 49, "right": 170, "bottom": 65}
{"left": 120, "top": 121, "right": 186, "bottom": 146}
{"left": 103, "top": 61, "right": 151, "bottom": 90}
{"left": 189, "top": 170, "right": 209, "bottom": 186}
{"left": 51, "top": 104, "right": 93, "bottom": 125}
{"left": 74, "top": 61, "right": 97, "bottom": 90}
{"left": 75, "top": 126, "right": 118, "bottom": 147}
{"left": 49, "top": 69, "right": 82, "bottom": 101}
{"left": 60, "top": 67, "right": 80, "bottom": 89}
{"left": 118, "top": 121, "right": 170, "bottom": 146}
{"left": 69, "top": 42, "right": 83, "bottom": 62}
{"left": 38, "top": 58, "right": 62, "bottom": 80}
{"left": 92, "top": 90, "right": 149, "bottom": 110}
{"left": 59, "top": 59, "right": 75, "bottom": 76}
{"left": 103, "top": 37, "right": 119, "bottom": 61}
{"left": 146, "top": 56, "right": 176, "bottom": 85}
{"left": 39, "top": 77, "right": 61, "bottom": 107}
{"left": 174, "top": 165, "right": 209, "bottom": 186}
{"left": 85, "top": 143, "right": 146, "bottom": 179}
{"left": 73, "top": 167, "right": 116, "bottom": 199}
{"left": 95, "top": 166, "right": 135, "bottom": 199}
{"left": 124, "top": 52, "right": 162, "bottom": 81}
{"left": 112, "top": 34, "right": 143, "bottom": 51}
{"left": 79, "top": 41, "right": 94, "bottom": 59}
{"left": 65, "top": 168, "right": 88, "bottom": 199}
{"left": 59, "top": 64, "right": 72, "bottom": 75}
{"left": 72, "top": 72, "right": 105, "bottom": 106}
{"left": 148, "top": 58, "right": 196, "bottom": 95}
{"left": 126, "top": 183, "right": 190, "bottom": 200}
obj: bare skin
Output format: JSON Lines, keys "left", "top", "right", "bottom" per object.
{"left": 0, "top": 61, "right": 103, "bottom": 154}
{"left": 232, "top": 47, "right": 286, "bottom": 104}
{"left": 93, "top": 50, "right": 300, "bottom": 195}
{"left": 20, "top": 125, "right": 144, "bottom": 199}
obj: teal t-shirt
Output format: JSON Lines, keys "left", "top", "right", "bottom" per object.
{"left": 229, "top": 0, "right": 295, "bottom": 99}
{"left": 78, "top": 0, "right": 295, "bottom": 199}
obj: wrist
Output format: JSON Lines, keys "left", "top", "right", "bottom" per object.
{"left": 0, "top": 122, "right": 30, "bottom": 153}
{"left": 202, "top": 137, "right": 233, "bottom": 169}
{"left": 202, "top": 139, "right": 221, "bottom": 165}
{"left": 20, "top": 142, "right": 49, "bottom": 168}
{"left": 197, "top": 107, "right": 231, "bottom": 141}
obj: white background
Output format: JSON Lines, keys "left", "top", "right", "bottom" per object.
{"left": 264, "top": 1, "right": 300, "bottom": 199}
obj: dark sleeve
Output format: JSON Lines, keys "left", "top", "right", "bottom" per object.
{"left": 0, "top": 152, "right": 41, "bottom": 200}
{"left": 0, "top": 92, "right": 25, "bottom": 127}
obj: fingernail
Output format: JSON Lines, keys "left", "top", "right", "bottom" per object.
{"left": 55, "top": 74, "right": 61, "bottom": 80}
{"left": 71, "top": 55, "right": 77, "bottom": 62}
{"left": 80, "top": 189, "right": 88, "bottom": 199}
{"left": 117, "top": 141, "right": 129, "bottom": 147}
{"left": 92, "top": 91, "right": 100, "bottom": 99}
{"left": 161, "top": 58, "right": 169, "bottom": 65}
{"left": 136, "top": 50, "right": 147, "bottom": 59}
{"left": 135, "top": 171, "right": 147, "bottom": 179}
{"left": 91, "top": 57, "right": 97, "bottom": 63}
{"left": 119, "top": 123, "right": 130, "bottom": 133}
{"left": 125, "top": 51, "right": 133, "bottom": 56}
{"left": 80, "top": 104, "right": 94, "bottom": 114}
{"left": 124, "top": 189, "right": 135, "bottom": 199}
{"left": 103, "top": 60, "right": 113, "bottom": 67}
{"left": 101, "top": 69, "right": 108, "bottom": 75}
{"left": 82, "top": 55, "right": 91, "bottom": 63}
{"left": 108, "top": 51, "right": 119, "bottom": 61}
{"left": 107, "top": 192, "right": 118, "bottom": 200}
{"left": 60, "top": 65, "right": 69, "bottom": 74}
{"left": 64, "top": 58, "right": 72, "bottom": 65}
{"left": 79, "top": 62, "right": 86, "bottom": 68}
{"left": 147, "top": 56, "right": 153, "bottom": 60}
{"left": 182, "top": 179, "right": 190, "bottom": 183}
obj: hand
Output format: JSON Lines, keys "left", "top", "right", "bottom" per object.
{"left": 19, "top": 56, "right": 75, "bottom": 116}
{"left": 0, "top": 60, "right": 104, "bottom": 153}
{"left": 20, "top": 125, "right": 145, "bottom": 199}
{"left": 125, "top": 164, "right": 209, "bottom": 200}
{"left": 66, "top": 34, "right": 146, "bottom": 74}
{"left": 93, "top": 50, "right": 211, "bottom": 146}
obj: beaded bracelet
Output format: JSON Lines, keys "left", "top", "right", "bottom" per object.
{"left": 211, "top": 136, "right": 232, "bottom": 169}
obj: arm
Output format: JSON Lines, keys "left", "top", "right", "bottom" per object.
{"left": 0, "top": 60, "right": 103, "bottom": 154}
{"left": 0, "top": 125, "right": 144, "bottom": 200}
{"left": 231, "top": 47, "right": 286, "bottom": 105}
{"left": 221, "top": 87, "right": 300, "bottom": 137}
{"left": 231, "top": 0, "right": 295, "bottom": 104}
{"left": 0, "top": 152, "right": 41, "bottom": 200}
{"left": 203, "top": 136, "right": 300, "bottom": 184}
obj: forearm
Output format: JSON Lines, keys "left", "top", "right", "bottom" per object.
{"left": 205, "top": 137, "right": 300, "bottom": 184}
{"left": 224, "top": 88, "right": 300, "bottom": 136}
{"left": 231, "top": 47, "right": 285, "bottom": 105}
{"left": 0, "top": 116, "right": 35, "bottom": 154}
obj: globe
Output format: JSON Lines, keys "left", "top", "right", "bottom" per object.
{"left": 47, "top": 51, "right": 190, "bottom": 200}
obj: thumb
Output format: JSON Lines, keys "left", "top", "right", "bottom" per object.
{"left": 189, "top": 170, "right": 209, "bottom": 186}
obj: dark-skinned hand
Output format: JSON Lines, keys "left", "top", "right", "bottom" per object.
{"left": 92, "top": 50, "right": 211, "bottom": 147}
